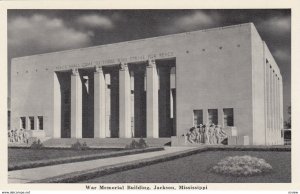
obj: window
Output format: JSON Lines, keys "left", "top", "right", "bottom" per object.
{"left": 208, "top": 109, "right": 218, "bottom": 125}
{"left": 38, "top": 116, "right": 43, "bottom": 130}
{"left": 193, "top": 110, "right": 203, "bottom": 126}
{"left": 20, "top": 117, "right": 26, "bottom": 129}
{"left": 29, "top": 116, "right": 34, "bottom": 130}
{"left": 223, "top": 108, "right": 234, "bottom": 126}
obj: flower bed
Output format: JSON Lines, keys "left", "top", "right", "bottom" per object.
{"left": 211, "top": 155, "right": 272, "bottom": 176}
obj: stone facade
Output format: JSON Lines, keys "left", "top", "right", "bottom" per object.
{"left": 10, "top": 23, "right": 283, "bottom": 145}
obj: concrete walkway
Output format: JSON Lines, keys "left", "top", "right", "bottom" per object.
{"left": 8, "top": 147, "right": 195, "bottom": 183}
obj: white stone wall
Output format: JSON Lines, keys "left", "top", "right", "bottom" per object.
{"left": 10, "top": 23, "right": 283, "bottom": 145}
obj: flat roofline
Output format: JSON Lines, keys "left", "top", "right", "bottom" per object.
{"left": 12, "top": 22, "right": 253, "bottom": 62}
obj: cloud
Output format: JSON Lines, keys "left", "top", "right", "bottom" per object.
{"left": 8, "top": 14, "right": 93, "bottom": 57}
{"left": 160, "top": 11, "right": 220, "bottom": 34}
{"left": 76, "top": 14, "right": 114, "bottom": 29}
{"left": 273, "top": 49, "right": 291, "bottom": 63}
{"left": 257, "top": 16, "right": 291, "bottom": 36}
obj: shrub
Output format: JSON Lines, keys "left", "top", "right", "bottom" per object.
{"left": 138, "top": 138, "right": 148, "bottom": 148}
{"left": 125, "top": 138, "right": 149, "bottom": 149}
{"left": 30, "top": 139, "right": 44, "bottom": 149}
{"left": 71, "top": 141, "right": 89, "bottom": 150}
{"left": 211, "top": 155, "right": 272, "bottom": 176}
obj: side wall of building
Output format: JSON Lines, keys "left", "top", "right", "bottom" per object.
{"left": 263, "top": 43, "right": 284, "bottom": 145}
{"left": 251, "top": 24, "right": 266, "bottom": 145}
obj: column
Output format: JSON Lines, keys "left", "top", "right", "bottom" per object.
{"left": 218, "top": 108, "right": 224, "bottom": 127}
{"left": 272, "top": 70, "right": 276, "bottom": 144}
{"left": 277, "top": 77, "right": 281, "bottom": 142}
{"left": 53, "top": 73, "right": 61, "bottom": 138}
{"left": 105, "top": 74, "right": 111, "bottom": 137}
{"left": 266, "top": 64, "right": 269, "bottom": 144}
{"left": 275, "top": 76, "right": 279, "bottom": 143}
{"left": 94, "top": 66, "right": 106, "bottom": 138}
{"left": 268, "top": 66, "right": 272, "bottom": 144}
{"left": 130, "top": 71, "right": 135, "bottom": 137}
{"left": 119, "top": 63, "right": 132, "bottom": 138}
{"left": 34, "top": 116, "right": 38, "bottom": 130}
{"left": 203, "top": 109, "right": 208, "bottom": 125}
{"left": 280, "top": 77, "right": 284, "bottom": 144}
{"left": 71, "top": 68, "right": 82, "bottom": 138}
{"left": 274, "top": 75, "right": 276, "bottom": 143}
{"left": 26, "top": 117, "right": 30, "bottom": 131}
{"left": 264, "top": 60, "right": 267, "bottom": 144}
{"left": 270, "top": 69, "right": 273, "bottom": 142}
{"left": 146, "top": 59, "right": 159, "bottom": 138}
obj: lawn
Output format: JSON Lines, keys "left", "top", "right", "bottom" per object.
{"left": 84, "top": 150, "right": 291, "bottom": 183}
{"left": 8, "top": 148, "right": 122, "bottom": 167}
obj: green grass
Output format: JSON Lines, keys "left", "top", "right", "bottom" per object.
{"left": 83, "top": 150, "right": 291, "bottom": 183}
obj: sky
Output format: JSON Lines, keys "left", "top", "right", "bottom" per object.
{"left": 7, "top": 9, "right": 291, "bottom": 121}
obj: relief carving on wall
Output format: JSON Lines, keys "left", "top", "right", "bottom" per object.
{"left": 185, "top": 124, "right": 228, "bottom": 145}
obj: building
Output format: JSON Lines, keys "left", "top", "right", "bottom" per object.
{"left": 10, "top": 23, "right": 284, "bottom": 145}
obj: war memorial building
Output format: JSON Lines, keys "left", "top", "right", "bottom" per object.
{"left": 10, "top": 23, "right": 284, "bottom": 145}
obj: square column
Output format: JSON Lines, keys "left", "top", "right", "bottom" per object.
{"left": 218, "top": 108, "right": 224, "bottom": 127}
{"left": 263, "top": 59, "right": 267, "bottom": 144}
{"left": 105, "top": 73, "right": 111, "bottom": 137}
{"left": 270, "top": 69, "right": 274, "bottom": 133}
{"left": 268, "top": 66, "right": 272, "bottom": 143}
{"left": 203, "top": 109, "right": 208, "bottom": 125}
{"left": 146, "top": 59, "right": 159, "bottom": 138}
{"left": 279, "top": 78, "right": 284, "bottom": 144}
{"left": 279, "top": 78, "right": 283, "bottom": 129}
{"left": 71, "top": 68, "right": 82, "bottom": 138}
{"left": 277, "top": 77, "right": 281, "bottom": 143}
{"left": 94, "top": 66, "right": 106, "bottom": 138}
{"left": 275, "top": 76, "right": 279, "bottom": 143}
{"left": 119, "top": 63, "right": 132, "bottom": 138}
{"left": 272, "top": 71, "right": 276, "bottom": 133}
{"left": 35, "top": 116, "right": 39, "bottom": 130}
{"left": 53, "top": 73, "right": 61, "bottom": 138}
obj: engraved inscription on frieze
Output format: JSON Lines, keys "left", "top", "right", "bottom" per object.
{"left": 54, "top": 51, "right": 174, "bottom": 71}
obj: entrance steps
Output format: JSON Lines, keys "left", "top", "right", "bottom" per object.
{"left": 8, "top": 137, "right": 43, "bottom": 147}
{"left": 42, "top": 138, "right": 171, "bottom": 148}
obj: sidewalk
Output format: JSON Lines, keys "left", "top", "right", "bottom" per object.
{"left": 8, "top": 147, "right": 195, "bottom": 183}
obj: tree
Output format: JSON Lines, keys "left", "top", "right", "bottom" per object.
{"left": 284, "top": 106, "right": 291, "bottom": 129}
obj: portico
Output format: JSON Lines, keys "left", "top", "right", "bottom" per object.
{"left": 53, "top": 59, "right": 176, "bottom": 139}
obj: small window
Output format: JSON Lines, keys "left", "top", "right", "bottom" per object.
{"left": 208, "top": 109, "right": 218, "bottom": 125}
{"left": 29, "top": 116, "right": 35, "bottom": 130}
{"left": 20, "top": 117, "right": 26, "bottom": 129}
{"left": 38, "top": 116, "right": 43, "bottom": 130}
{"left": 193, "top": 110, "right": 203, "bottom": 126}
{"left": 224, "top": 108, "right": 234, "bottom": 126}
